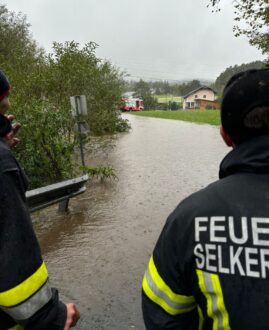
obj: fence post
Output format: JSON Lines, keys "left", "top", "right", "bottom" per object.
{"left": 58, "top": 199, "right": 70, "bottom": 213}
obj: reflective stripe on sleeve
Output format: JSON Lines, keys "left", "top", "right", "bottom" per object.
{"left": 8, "top": 325, "right": 24, "bottom": 330}
{"left": 142, "top": 256, "right": 196, "bottom": 315}
{"left": 0, "top": 262, "right": 48, "bottom": 307}
{"left": 196, "top": 270, "right": 230, "bottom": 330}
{"left": 1, "top": 281, "right": 52, "bottom": 320}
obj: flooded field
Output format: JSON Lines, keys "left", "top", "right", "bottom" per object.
{"left": 33, "top": 114, "right": 228, "bottom": 329}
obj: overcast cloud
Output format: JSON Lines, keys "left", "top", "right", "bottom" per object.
{"left": 4, "top": 0, "right": 266, "bottom": 81}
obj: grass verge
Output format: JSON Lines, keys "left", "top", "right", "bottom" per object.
{"left": 130, "top": 110, "right": 220, "bottom": 126}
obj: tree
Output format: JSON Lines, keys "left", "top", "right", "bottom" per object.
{"left": 208, "top": 0, "right": 269, "bottom": 56}
{"left": 0, "top": 5, "right": 45, "bottom": 85}
{"left": 134, "top": 79, "right": 151, "bottom": 97}
{"left": 212, "top": 60, "right": 266, "bottom": 94}
{"left": 134, "top": 79, "right": 157, "bottom": 110}
{"left": 44, "top": 41, "right": 126, "bottom": 134}
{"left": 181, "top": 80, "right": 202, "bottom": 96}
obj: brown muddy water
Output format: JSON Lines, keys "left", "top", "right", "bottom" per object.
{"left": 32, "top": 114, "right": 228, "bottom": 329}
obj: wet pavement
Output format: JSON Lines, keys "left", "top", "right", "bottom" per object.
{"left": 33, "top": 114, "right": 229, "bottom": 329}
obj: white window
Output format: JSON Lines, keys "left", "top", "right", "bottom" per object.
{"left": 203, "top": 95, "right": 207, "bottom": 99}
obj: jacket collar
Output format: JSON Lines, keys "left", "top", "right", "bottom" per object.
{"left": 219, "top": 135, "right": 269, "bottom": 179}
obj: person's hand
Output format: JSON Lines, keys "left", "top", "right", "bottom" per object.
{"left": 64, "top": 303, "right": 80, "bottom": 330}
{"left": 4, "top": 115, "right": 21, "bottom": 148}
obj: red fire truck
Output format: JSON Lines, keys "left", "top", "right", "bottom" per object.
{"left": 120, "top": 98, "right": 144, "bottom": 112}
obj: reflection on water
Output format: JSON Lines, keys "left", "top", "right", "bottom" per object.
{"left": 33, "top": 114, "right": 228, "bottom": 329}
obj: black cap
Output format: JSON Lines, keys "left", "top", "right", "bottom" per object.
{"left": 0, "top": 71, "right": 10, "bottom": 101}
{"left": 221, "top": 68, "right": 269, "bottom": 144}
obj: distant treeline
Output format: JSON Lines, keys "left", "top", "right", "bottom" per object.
{"left": 0, "top": 4, "right": 129, "bottom": 188}
{"left": 124, "top": 79, "right": 203, "bottom": 98}
{"left": 125, "top": 60, "right": 266, "bottom": 103}
{"left": 212, "top": 61, "right": 266, "bottom": 94}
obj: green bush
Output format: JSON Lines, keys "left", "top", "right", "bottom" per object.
{"left": 13, "top": 98, "right": 76, "bottom": 188}
{"left": 171, "top": 102, "right": 179, "bottom": 110}
{"left": 206, "top": 104, "right": 213, "bottom": 110}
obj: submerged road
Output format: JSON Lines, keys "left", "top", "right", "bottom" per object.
{"left": 33, "top": 114, "right": 228, "bottom": 329}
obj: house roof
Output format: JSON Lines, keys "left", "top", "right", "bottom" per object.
{"left": 183, "top": 86, "right": 216, "bottom": 99}
{"left": 122, "top": 91, "right": 135, "bottom": 98}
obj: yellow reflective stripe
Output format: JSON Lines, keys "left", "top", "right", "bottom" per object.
{"left": 198, "top": 306, "right": 204, "bottom": 330}
{"left": 2, "top": 282, "right": 52, "bottom": 320}
{"left": 8, "top": 325, "right": 23, "bottom": 330}
{"left": 148, "top": 256, "right": 195, "bottom": 304}
{"left": 197, "top": 270, "right": 231, "bottom": 330}
{"left": 197, "top": 269, "right": 218, "bottom": 329}
{"left": 142, "top": 273, "right": 195, "bottom": 315}
{"left": 210, "top": 273, "right": 231, "bottom": 330}
{"left": 142, "top": 256, "right": 196, "bottom": 315}
{"left": 0, "top": 262, "right": 48, "bottom": 307}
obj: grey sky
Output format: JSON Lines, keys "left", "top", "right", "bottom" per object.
{"left": 4, "top": 0, "right": 266, "bottom": 81}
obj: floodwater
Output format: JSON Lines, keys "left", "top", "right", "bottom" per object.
{"left": 33, "top": 114, "right": 228, "bottom": 329}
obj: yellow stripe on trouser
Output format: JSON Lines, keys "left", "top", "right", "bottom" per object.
{"left": 142, "top": 256, "right": 196, "bottom": 315}
{"left": 196, "top": 269, "right": 231, "bottom": 330}
{"left": 0, "top": 262, "right": 48, "bottom": 307}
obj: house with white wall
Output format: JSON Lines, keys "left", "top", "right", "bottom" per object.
{"left": 183, "top": 86, "right": 217, "bottom": 110}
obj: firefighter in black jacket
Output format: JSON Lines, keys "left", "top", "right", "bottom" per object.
{"left": 142, "top": 68, "right": 269, "bottom": 329}
{"left": 0, "top": 71, "right": 80, "bottom": 330}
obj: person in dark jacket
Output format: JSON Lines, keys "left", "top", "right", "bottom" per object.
{"left": 0, "top": 70, "right": 80, "bottom": 330}
{"left": 142, "top": 68, "right": 269, "bottom": 329}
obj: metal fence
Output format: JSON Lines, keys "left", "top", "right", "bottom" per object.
{"left": 26, "top": 174, "right": 89, "bottom": 213}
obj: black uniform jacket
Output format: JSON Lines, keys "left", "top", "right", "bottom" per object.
{"left": 0, "top": 140, "right": 66, "bottom": 330}
{"left": 142, "top": 134, "right": 269, "bottom": 330}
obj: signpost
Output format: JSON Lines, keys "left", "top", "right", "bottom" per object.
{"left": 70, "top": 95, "right": 89, "bottom": 167}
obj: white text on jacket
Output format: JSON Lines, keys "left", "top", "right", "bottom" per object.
{"left": 194, "top": 216, "right": 269, "bottom": 278}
